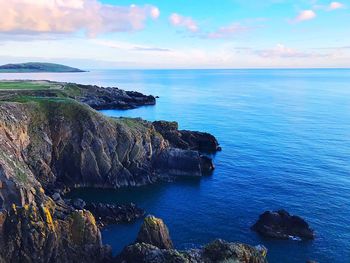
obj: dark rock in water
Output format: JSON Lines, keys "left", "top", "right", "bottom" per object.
{"left": 85, "top": 202, "right": 144, "bottom": 227}
{"left": 153, "top": 121, "right": 221, "bottom": 153}
{"left": 307, "top": 261, "right": 318, "bottom": 263}
{"left": 136, "top": 215, "right": 173, "bottom": 249}
{"left": 252, "top": 210, "right": 315, "bottom": 240}
{"left": 117, "top": 216, "right": 268, "bottom": 263}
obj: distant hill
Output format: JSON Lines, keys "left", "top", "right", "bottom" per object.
{"left": 0, "top": 62, "right": 85, "bottom": 73}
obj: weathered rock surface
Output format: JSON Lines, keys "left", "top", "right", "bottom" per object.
{"left": 136, "top": 215, "right": 173, "bottom": 249}
{"left": 1, "top": 201, "right": 111, "bottom": 263}
{"left": 252, "top": 210, "right": 315, "bottom": 240}
{"left": 118, "top": 216, "right": 268, "bottom": 263}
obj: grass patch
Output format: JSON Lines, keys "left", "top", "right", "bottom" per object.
{"left": 0, "top": 81, "right": 60, "bottom": 90}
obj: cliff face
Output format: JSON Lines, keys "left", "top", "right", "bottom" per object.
{"left": 0, "top": 98, "right": 218, "bottom": 262}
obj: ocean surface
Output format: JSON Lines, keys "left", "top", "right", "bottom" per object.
{"left": 1, "top": 69, "right": 350, "bottom": 263}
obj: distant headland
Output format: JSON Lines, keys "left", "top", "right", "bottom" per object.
{"left": 0, "top": 62, "right": 85, "bottom": 73}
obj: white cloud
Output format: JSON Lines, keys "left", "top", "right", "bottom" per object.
{"left": 329, "top": 2, "right": 344, "bottom": 10}
{"left": 0, "top": 0, "right": 159, "bottom": 37}
{"left": 169, "top": 13, "right": 199, "bottom": 32}
{"left": 293, "top": 10, "right": 317, "bottom": 23}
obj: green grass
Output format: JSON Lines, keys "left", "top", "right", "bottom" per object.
{"left": 0, "top": 81, "right": 60, "bottom": 90}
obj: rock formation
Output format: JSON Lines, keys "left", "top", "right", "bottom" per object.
{"left": 136, "top": 215, "right": 173, "bottom": 249}
{"left": 118, "top": 216, "right": 268, "bottom": 263}
{"left": 252, "top": 210, "right": 315, "bottom": 240}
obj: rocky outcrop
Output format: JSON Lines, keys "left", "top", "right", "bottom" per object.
{"left": 75, "top": 84, "right": 156, "bottom": 110}
{"left": 136, "top": 215, "right": 173, "bottom": 249}
{"left": 252, "top": 210, "right": 315, "bottom": 240}
{"left": 153, "top": 121, "right": 221, "bottom": 153}
{"left": 118, "top": 216, "right": 268, "bottom": 263}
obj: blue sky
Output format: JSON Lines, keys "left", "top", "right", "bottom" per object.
{"left": 0, "top": 0, "right": 349, "bottom": 68}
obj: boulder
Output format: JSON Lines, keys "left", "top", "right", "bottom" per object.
{"left": 136, "top": 215, "right": 173, "bottom": 249}
{"left": 202, "top": 239, "right": 268, "bottom": 263}
{"left": 252, "top": 210, "right": 315, "bottom": 240}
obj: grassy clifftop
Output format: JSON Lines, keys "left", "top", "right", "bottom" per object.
{"left": 0, "top": 80, "right": 156, "bottom": 110}
{"left": 0, "top": 62, "right": 85, "bottom": 73}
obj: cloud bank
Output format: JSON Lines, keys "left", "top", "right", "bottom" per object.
{"left": 0, "top": 0, "right": 160, "bottom": 37}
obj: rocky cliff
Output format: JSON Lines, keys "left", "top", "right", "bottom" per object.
{"left": 0, "top": 85, "right": 219, "bottom": 262}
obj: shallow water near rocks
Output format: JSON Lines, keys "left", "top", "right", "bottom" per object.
{"left": 2, "top": 69, "right": 350, "bottom": 263}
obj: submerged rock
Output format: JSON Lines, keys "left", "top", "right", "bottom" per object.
{"left": 136, "top": 215, "right": 173, "bottom": 249}
{"left": 252, "top": 210, "right": 315, "bottom": 240}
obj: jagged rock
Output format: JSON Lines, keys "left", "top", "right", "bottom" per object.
{"left": 252, "top": 210, "right": 315, "bottom": 240}
{"left": 136, "top": 215, "right": 173, "bottom": 249}
{"left": 85, "top": 202, "right": 144, "bottom": 227}
{"left": 1, "top": 201, "right": 112, "bottom": 263}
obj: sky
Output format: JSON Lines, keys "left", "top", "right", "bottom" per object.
{"left": 0, "top": 0, "right": 349, "bottom": 69}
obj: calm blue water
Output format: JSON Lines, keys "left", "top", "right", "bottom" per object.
{"left": 2, "top": 69, "right": 350, "bottom": 263}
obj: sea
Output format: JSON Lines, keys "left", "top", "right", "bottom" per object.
{"left": 1, "top": 69, "right": 349, "bottom": 263}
